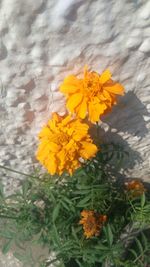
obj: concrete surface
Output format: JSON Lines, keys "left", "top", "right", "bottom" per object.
{"left": 0, "top": 0, "right": 150, "bottom": 265}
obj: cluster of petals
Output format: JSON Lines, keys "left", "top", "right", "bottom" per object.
{"left": 125, "top": 180, "right": 146, "bottom": 197}
{"left": 36, "top": 113, "right": 97, "bottom": 175}
{"left": 60, "top": 66, "right": 124, "bottom": 123}
{"left": 79, "top": 210, "right": 107, "bottom": 239}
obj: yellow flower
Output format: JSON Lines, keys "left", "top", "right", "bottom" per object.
{"left": 125, "top": 180, "right": 146, "bottom": 197}
{"left": 79, "top": 210, "right": 107, "bottom": 239}
{"left": 36, "top": 113, "right": 98, "bottom": 175}
{"left": 60, "top": 66, "right": 124, "bottom": 123}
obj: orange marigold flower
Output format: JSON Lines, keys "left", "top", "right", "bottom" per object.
{"left": 79, "top": 210, "right": 107, "bottom": 239}
{"left": 36, "top": 113, "right": 98, "bottom": 175}
{"left": 60, "top": 65, "right": 124, "bottom": 123}
{"left": 125, "top": 180, "right": 146, "bottom": 197}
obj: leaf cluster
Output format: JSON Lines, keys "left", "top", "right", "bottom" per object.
{"left": 0, "top": 144, "right": 150, "bottom": 267}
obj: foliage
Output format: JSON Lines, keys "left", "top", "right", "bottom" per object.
{"left": 0, "top": 144, "right": 150, "bottom": 267}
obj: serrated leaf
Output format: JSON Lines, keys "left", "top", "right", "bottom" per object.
{"left": 95, "top": 244, "right": 108, "bottom": 251}
{"left": 141, "top": 232, "right": 148, "bottom": 249}
{"left": 129, "top": 248, "right": 138, "bottom": 259}
{"left": 73, "top": 190, "right": 90, "bottom": 195}
{"left": 22, "top": 180, "right": 32, "bottom": 197}
{"left": 75, "top": 259, "right": 84, "bottom": 267}
{"left": 52, "top": 203, "right": 60, "bottom": 222}
{"left": 141, "top": 193, "right": 145, "bottom": 208}
{"left": 13, "top": 252, "right": 27, "bottom": 262}
{"left": 49, "top": 191, "right": 56, "bottom": 202}
{"left": 6, "top": 193, "right": 23, "bottom": 199}
{"left": 52, "top": 224, "right": 60, "bottom": 246}
{"left": 0, "top": 230, "right": 14, "bottom": 239}
{"left": 104, "top": 224, "right": 113, "bottom": 246}
{"left": 62, "top": 196, "right": 73, "bottom": 205}
{"left": 60, "top": 200, "right": 70, "bottom": 211}
{"left": 71, "top": 226, "right": 79, "bottom": 242}
{"left": 76, "top": 185, "right": 91, "bottom": 190}
{"left": 0, "top": 182, "right": 4, "bottom": 199}
{"left": 77, "top": 195, "right": 91, "bottom": 207}
{"left": 2, "top": 239, "right": 12, "bottom": 254}
{"left": 135, "top": 237, "right": 144, "bottom": 255}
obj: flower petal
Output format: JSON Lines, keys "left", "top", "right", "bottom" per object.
{"left": 102, "top": 90, "right": 112, "bottom": 101}
{"left": 63, "top": 75, "right": 79, "bottom": 85}
{"left": 61, "top": 115, "right": 72, "bottom": 126}
{"left": 49, "top": 142, "right": 60, "bottom": 152}
{"left": 38, "top": 126, "right": 50, "bottom": 139}
{"left": 45, "top": 154, "right": 57, "bottom": 175}
{"left": 88, "top": 102, "right": 98, "bottom": 122}
{"left": 76, "top": 98, "right": 87, "bottom": 119}
{"left": 66, "top": 93, "right": 83, "bottom": 112}
{"left": 80, "top": 141, "right": 98, "bottom": 159}
{"left": 104, "top": 83, "right": 124, "bottom": 95}
{"left": 84, "top": 65, "right": 89, "bottom": 77}
{"left": 60, "top": 75, "right": 80, "bottom": 94}
{"left": 73, "top": 122, "right": 89, "bottom": 141}
{"left": 60, "top": 84, "right": 79, "bottom": 94}
{"left": 99, "top": 69, "right": 111, "bottom": 84}
{"left": 88, "top": 102, "right": 98, "bottom": 123}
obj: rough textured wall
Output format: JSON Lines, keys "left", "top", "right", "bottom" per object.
{"left": 0, "top": 0, "right": 150, "bottom": 193}
{"left": 0, "top": 0, "right": 150, "bottom": 266}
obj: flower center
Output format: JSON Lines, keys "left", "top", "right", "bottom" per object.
{"left": 57, "top": 132, "right": 69, "bottom": 145}
{"left": 86, "top": 217, "right": 97, "bottom": 231}
{"left": 83, "top": 73, "right": 101, "bottom": 99}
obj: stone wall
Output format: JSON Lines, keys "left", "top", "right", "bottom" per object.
{"left": 0, "top": 0, "right": 150, "bottom": 194}
{"left": 0, "top": 0, "right": 150, "bottom": 266}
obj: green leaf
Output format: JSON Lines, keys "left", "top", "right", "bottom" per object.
{"left": 52, "top": 224, "right": 60, "bottom": 246}
{"left": 60, "top": 200, "right": 70, "bottom": 211}
{"left": 135, "top": 237, "right": 144, "bottom": 255}
{"left": 0, "top": 230, "right": 14, "bottom": 239}
{"left": 13, "top": 252, "right": 27, "bottom": 262}
{"left": 75, "top": 259, "right": 84, "bottom": 267}
{"left": 76, "top": 185, "right": 91, "bottom": 190}
{"left": 62, "top": 196, "right": 73, "bottom": 205}
{"left": 95, "top": 244, "right": 109, "bottom": 251}
{"left": 2, "top": 239, "right": 12, "bottom": 254}
{"left": 22, "top": 180, "right": 32, "bottom": 197}
{"left": 141, "top": 232, "right": 148, "bottom": 248}
{"left": 129, "top": 248, "right": 138, "bottom": 259}
{"left": 0, "top": 182, "right": 4, "bottom": 199}
{"left": 104, "top": 224, "right": 113, "bottom": 246}
{"left": 73, "top": 190, "right": 90, "bottom": 195}
{"left": 52, "top": 203, "right": 60, "bottom": 222}
{"left": 71, "top": 227, "right": 79, "bottom": 242}
{"left": 141, "top": 193, "right": 145, "bottom": 208}
{"left": 77, "top": 195, "right": 91, "bottom": 207}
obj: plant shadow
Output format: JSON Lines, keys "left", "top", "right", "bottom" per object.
{"left": 102, "top": 91, "right": 149, "bottom": 139}
{"left": 90, "top": 92, "right": 149, "bottom": 178}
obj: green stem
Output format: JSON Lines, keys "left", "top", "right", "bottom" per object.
{"left": 96, "top": 122, "right": 99, "bottom": 142}
{"left": 128, "top": 196, "right": 136, "bottom": 213}
{"left": 45, "top": 257, "right": 59, "bottom": 266}
{"left": 0, "top": 165, "right": 38, "bottom": 179}
{"left": 0, "top": 214, "right": 17, "bottom": 220}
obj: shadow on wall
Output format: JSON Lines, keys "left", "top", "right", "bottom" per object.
{"left": 91, "top": 91, "right": 149, "bottom": 175}
{"left": 103, "top": 91, "right": 149, "bottom": 139}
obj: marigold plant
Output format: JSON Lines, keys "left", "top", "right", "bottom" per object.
{"left": 36, "top": 113, "right": 98, "bottom": 175}
{"left": 1, "top": 66, "right": 150, "bottom": 267}
{"left": 60, "top": 65, "right": 124, "bottom": 123}
{"left": 0, "top": 146, "right": 150, "bottom": 267}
